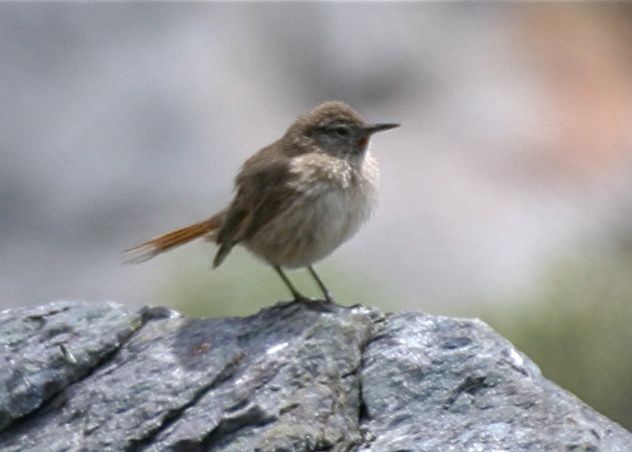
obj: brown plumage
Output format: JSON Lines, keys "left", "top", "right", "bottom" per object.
{"left": 126, "top": 101, "right": 398, "bottom": 301}
{"left": 125, "top": 215, "right": 223, "bottom": 263}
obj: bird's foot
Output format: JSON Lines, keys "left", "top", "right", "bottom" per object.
{"left": 305, "top": 298, "right": 337, "bottom": 313}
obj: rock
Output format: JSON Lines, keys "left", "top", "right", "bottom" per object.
{"left": 0, "top": 301, "right": 146, "bottom": 432}
{"left": 358, "top": 312, "right": 629, "bottom": 451}
{"left": 0, "top": 300, "right": 629, "bottom": 452}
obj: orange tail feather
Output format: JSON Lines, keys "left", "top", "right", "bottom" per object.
{"left": 125, "top": 217, "right": 220, "bottom": 263}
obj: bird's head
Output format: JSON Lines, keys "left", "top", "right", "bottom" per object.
{"left": 286, "top": 101, "right": 398, "bottom": 158}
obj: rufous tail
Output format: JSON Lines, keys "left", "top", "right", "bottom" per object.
{"left": 125, "top": 216, "right": 221, "bottom": 263}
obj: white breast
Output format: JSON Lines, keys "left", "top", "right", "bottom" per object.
{"left": 246, "top": 152, "right": 379, "bottom": 268}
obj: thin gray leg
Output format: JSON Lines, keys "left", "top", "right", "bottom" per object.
{"left": 307, "top": 265, "right": 333, "bottom": 303}
{"left": 273, "top": 265, "right": 304, "bottom": 300}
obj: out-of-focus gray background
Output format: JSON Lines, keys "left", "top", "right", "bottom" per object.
{"left": 1, "top": 3, "right": 632, "bottom": 428}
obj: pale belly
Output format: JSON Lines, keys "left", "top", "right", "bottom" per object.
{"left": 245, "top": 182, "right": 375, "bottom": 268}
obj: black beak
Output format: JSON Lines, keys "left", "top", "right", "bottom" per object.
{"left": 363, "top": 123, "right": 400, "bottom": 135}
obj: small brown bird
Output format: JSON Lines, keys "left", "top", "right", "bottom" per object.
{"left": 127, "top": 101, "right": 398, "bottom": 302}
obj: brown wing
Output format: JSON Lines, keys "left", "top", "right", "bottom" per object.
{"left": 213, "top": 147, "right": 297, "bottom": 267}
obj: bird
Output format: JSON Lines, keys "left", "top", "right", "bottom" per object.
{"left": 126, "top": 101, "right": 398, "bottom": 302}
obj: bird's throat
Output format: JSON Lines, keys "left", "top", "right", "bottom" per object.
{"left": 356, "top": 136, "right": 369, "bottom": 152}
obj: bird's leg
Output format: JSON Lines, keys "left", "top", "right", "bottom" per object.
{"left": 307, "top": 265, "right": 334, "bottom": 303}
{"left": 273, "top": 265, "right": 306, "bottom": 301}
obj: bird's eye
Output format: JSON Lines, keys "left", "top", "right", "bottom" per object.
{"left": 332, "top": 126, "right": 350, "bottom": 137}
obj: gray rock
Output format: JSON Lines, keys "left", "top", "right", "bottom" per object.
{"left": 0, "top": 300, "right": 629, "bottom": 451}
{"left": 359, "top": 312, "right": 630, "bottom": 451}
{"left": 0, "top": 301, "right": 147, "bottom": 431}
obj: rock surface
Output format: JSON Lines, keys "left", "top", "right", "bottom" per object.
{"left": 0, "top": 300, "right": 630, "bottom": 451}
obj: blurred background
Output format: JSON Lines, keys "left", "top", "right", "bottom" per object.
{"left": 1, "top": 3, "right": 631, "bottom": 429}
